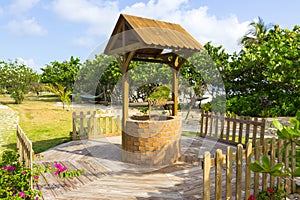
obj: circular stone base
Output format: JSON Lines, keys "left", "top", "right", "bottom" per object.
{"left": 122, "top": 115, "right": 181, "bottom": 167}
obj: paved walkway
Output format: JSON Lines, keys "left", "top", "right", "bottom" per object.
{"left": 0, "top": 103, "right": 19, "bottom": 153}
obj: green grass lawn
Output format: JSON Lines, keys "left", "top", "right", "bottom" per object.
{"left": 181, "top": 131, "right": 199, "bottom": 136}
{"left": 0, "top": 94, "right": 73, "bottom": 153}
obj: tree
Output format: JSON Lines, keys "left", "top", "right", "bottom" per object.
{"left": 0, "top": 60, "right": 37, "bottom": 104}
{"left": 76, "top": 54, "right": 173, "bottom": 105}
{"left": 240, "top": 17, "right": 272, "bottom": 47}
{"left": 41, "top": 56, "right": 81, "bottom": 92}
{"left": 180, "top": 43, "right": 229, "bottom": 114}
{"left": 76, "top": 54, "right": 121, "bottom": 104}
{"left": 224, "top": 25, "right": 300, "bottom": 117}
{"left": 45, "top": 83, "right": 71, "bottom": 110}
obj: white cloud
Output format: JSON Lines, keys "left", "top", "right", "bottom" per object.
{"left": 122, "top": 1, "right": 249, "bottom": 53}
{"left": 173, "top": 7, "right": 250, "bottom": 53}
{"left": 122, "top": 0, "right": 188, "bottom": 19}
{"left": 51, "top": 0, "right": 249, "bottom": 53}
{"left": 7, "top": 18, "right": 47, "bottom": 36}
{"left": 16, "top": 57, "right": 41, "bottom": 72}
{"left": 52, "top": 0, "right": 119, "bottom": 36}
{"left": 9, "top": 0, "right": 40, "bottom": 15}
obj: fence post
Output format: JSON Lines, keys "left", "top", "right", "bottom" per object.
{"left": 236, "top": 144, "right": 243, "bottom": 200}
{"left": 270, "top": 137, "right": 276, "bottom": 187}
{"left": 260, "top": 118, "right": 265, "bottom": 145}
{"left": 112, "top": 115, "right": 116, "bottom": 135}
{"left": 203, "top": 152, "right": 211, "bottom": 200}
{"left": 79, "top": 111, "right": 84, "bottom": 137}
{"left": 93, "top": 111, "right": 97, "bottom": 137}
{"left": 16, "top": 125, "right": 33, "bottom": 189}
{"left": 225, "top": 115, "right": 230, "bottom": 142}
{"left": 245, "top": 142, "right": 253, "bottom": 199}
{"left": 72, "top": 112, "right": 77, "bottom": 140}
{"left": 285, "top": 142, "right": 291, "bottom": 194}
{"left": 220, "top": 113, "right": 225, "bottom": 140}
{"left": 232, "top": 115, "right": 237, "bottom": 143}
{"left": 245, "top": 119, "right": 251, "bottom": 146}
{"left": 205, "top": 111, "right": 209, "bottom": 136}
{"left": 105, "top": 116, "right": 109, "bottom": 135}
{"left": 209, "top": 112, "right": 213, "bottom": 136}
{"left": 238, "top": 116, "right": 243, "bottom": 144}
{"left": 226, "top": 147, "right": 233, "bottom": 200}
{"left": 291, "top": 140, "right": 296, "bottom": 193}
{"left": 252, "top": 117, "right": 258, "bottom": 146}
{"left": 200, "top": 110, "right": 204, "bottom": 135}
{"left": 215, "top": 149, "right": 223, "bottom": 200}
{"left": 117, "top": 115, "right": 121, "bottom": 134}
{"left": 214, "top": 112, "right": 219, "bottom": 138}
{"left": 254, "top": 140, "right": 261, "bottom": 196}
{"left": 262, "top": 139, "right": 269, "bottom": 191}
{"left": 87, "top": 111, "right": 91, "bottom": 139}
{"left": 277, "top": 139, "right": 284, "bottom": 188}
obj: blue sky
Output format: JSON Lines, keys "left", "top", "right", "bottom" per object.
{"left": 0, "top": 0, "right": 298, "bottom": 72}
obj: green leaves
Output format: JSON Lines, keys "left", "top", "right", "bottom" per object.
{"left": 41, "top": 56, "right": 81, "bottom": 92}
{"left": 45, "top": 83, "right": 71, "bottom": 110}
{"left": 272, "top": 111, "right": 300, "bottom": 140}
{"left": 248, "top": 160, "right": 265, "bottom": 172}
{"left": 0, "top": 59, "right": 37, "bottom": 103}
{"left": 248, "top": 155, "right": 284, "bottom": 177}
{"left": 224, "top": 25, "right": 300, "bottom": 117}
{"left": 250, "top": 112, "right": 300, "bottom": 181}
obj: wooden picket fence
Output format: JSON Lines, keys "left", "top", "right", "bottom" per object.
{"left": 72, "top": 110, "right": 122, "bottom": 140}
{"left": 202, "top": 137, "right": 297, "bottom": 200}
{"left": 200, "top": 111, "right": 265, "bottom": 147}
{"left": 16, "top": 125, "right": 34, "bottom": 188}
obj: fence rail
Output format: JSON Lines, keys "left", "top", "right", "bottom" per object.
{"left": 72, "top": 110, "right": 122, "bottom": 140}
{"left": 200, "top": 111, "right": 265, "bottom": 146}
{"left": 202, "top": 137, "right": 296, "bottom": 200}
{"left": 16, "top": 125, "right": 34, "bottom": 188}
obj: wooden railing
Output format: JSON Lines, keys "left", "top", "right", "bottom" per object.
{"left": 202, "top": 138, "right": 297, "bottom": 200}
{"left": 200, "top": 111, "right": 265, "bottom": 146}
{"left": 72, "top": 110, "right": 122, "bottom": 140}
{"left": 16, "top": 125, "right": 34, "bottom": 188}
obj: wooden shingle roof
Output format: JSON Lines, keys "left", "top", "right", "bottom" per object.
{"left": 104, "top": 14, "right": 204, "bottom": 58}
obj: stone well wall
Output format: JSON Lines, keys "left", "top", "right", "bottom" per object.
{"left": 122, "top": 115, "right": 181, "bottom": 167}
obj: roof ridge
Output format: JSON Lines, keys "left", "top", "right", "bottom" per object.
{"left": 120, "top": 13, "right": 182, "bottom": 26}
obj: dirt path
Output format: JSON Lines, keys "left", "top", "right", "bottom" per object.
{"left": 0, "top": 103, "right": 19, "bottom": 153}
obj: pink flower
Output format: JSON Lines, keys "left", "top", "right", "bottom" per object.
{"left": 248, "top": 194, "right": 256, "bottom": 200}
{"left": 13, "top": 194, "right": 16, "bottom": 197}
{"left": 268, "top": 188, "right": 275, "bottom": 194}
{"left": 54, "top": 170, "right": 59, "bottom": 176}
{"left": 35, "top": 154, "right": 41, "bottom": 157}
{"left": 19, "top": 191, "right": 26, "bottom": 198}
{"left": 61, "top": 166, "right": 67, "bottom": 172}
{"left": 21, "top": 171, "right": 26, "bottom": 175}
{"left": 3, "top": 166, "right": 15, "bottom": 172}
{"left": 34, "top": 175, "right": 39, "bottom": 179}
{"left": 54, "top": 163, "right": 67, "bottom": 173}
{"left": 34, "top": 195, "right": 39, "bottom": 200}
{"left": 8, "top": 166, "right": 16, "bottom": 172}
{"left": 54, "top": 163, "right": 62, "bottom": 169}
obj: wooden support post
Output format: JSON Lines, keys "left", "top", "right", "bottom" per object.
{"left": 118, "top": 51, "right": 135, "bottom": 162}
{"left": 172, "top": 69, "right": 179, "bottom": 116}
{"left": 170, "top": 56, "right": 185, "bottom": 117}
{"left": 118, "top": 51, "right": 135, "bottom": 129}
{"left": 122, "top": 72, "right": 129, "bottom": 128}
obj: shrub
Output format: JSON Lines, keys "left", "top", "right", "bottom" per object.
{"left": 0, "top": 150, "right": 84, "bottom": 199}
